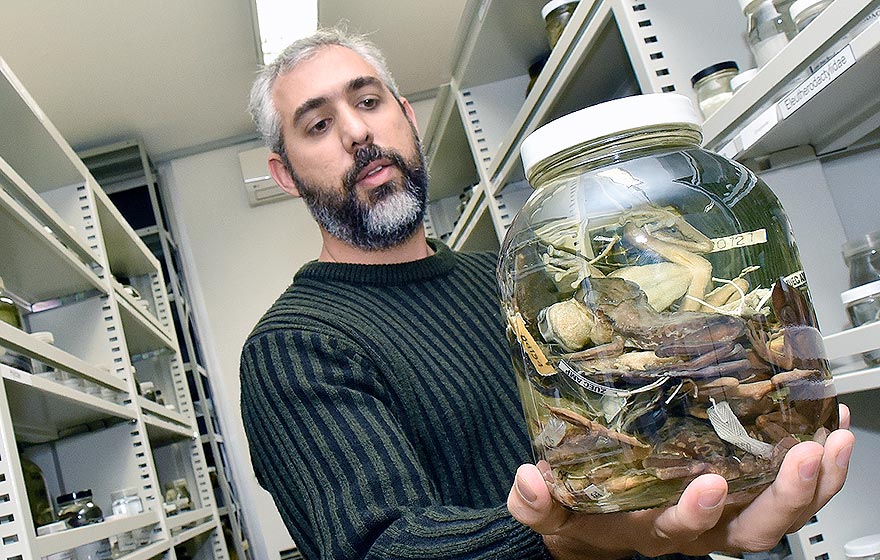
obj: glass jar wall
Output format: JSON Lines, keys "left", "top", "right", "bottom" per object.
{"left": 497, "top": 94, "right": 838, "bottom": 513}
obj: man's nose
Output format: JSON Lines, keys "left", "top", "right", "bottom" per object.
{"left": 339, "top": 108, "right": 372, "bottom": 153}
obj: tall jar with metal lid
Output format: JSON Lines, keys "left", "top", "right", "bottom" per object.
{"left": 497, "top": 93, "right": 838, "bottom": 513}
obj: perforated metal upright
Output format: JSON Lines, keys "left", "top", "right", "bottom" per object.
{"left": 79, "top": 140, "right": 250, "bottom": 560}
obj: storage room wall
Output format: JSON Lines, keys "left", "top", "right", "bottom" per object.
{"left": 157, "top": 97, "right": 436, "bottom": 558}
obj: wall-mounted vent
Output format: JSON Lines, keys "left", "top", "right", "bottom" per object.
{"left": 238, "top": 146, "right": 288, "bottom": 206}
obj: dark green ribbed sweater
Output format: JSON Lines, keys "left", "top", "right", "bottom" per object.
{"left": 240, "top": 240, "right": 551, "bottom": 559}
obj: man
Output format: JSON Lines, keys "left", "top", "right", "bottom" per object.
{"left": 240, "top": 27, "right": 854, "bottom": 560}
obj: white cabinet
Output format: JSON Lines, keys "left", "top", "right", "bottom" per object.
{"left": 0, "top": 57, "right": 228, "bottom": 560}
{"left": 424, "top": 1, "right": 880, "bottom": 559}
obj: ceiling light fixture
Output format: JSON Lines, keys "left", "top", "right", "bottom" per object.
{"left": 250, "top": 0, "right": 318, "bottom": 65}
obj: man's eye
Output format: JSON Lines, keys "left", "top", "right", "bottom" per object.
{"left": 360, "top": 97, "right": 378, "bottom": 109}
{"left": 310, "top": 119, "right": 329, "bottom": 134}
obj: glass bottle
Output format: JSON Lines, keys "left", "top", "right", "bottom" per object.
{"left": 164, "top": 478, "right": 193, "bottom": 512}
{"left": 790, "top": 0, "right": 834, "bottom": 32}
{"left": 842, "top": 231, "right": 880, "bottom": 288}
{"left": 690, "top": 61, "right": 739, "bottom": 119}
{"left": 56, "top": 490, "right": 112, "bottom": 560}
{"left": 0, "top": 276, "right": 22, "bottom": 329}
{"left": 110, "top": 487, "right": 152, "bottom": 553}
{"left": 841, "top": 280, "right": 880, "bottom": 367}
{"left": 740, "top": 0, "right": 791, "bottom": 66}
{"left": 498, "top": 93, "right": 838, "bottom": 513}
{"left": 22, "top": 458, "right": 54, "bottom": 528}
{"left": 542, "top": 0, "right": 579, "bottom": 49}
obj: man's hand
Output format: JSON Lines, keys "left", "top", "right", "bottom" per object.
{"left": 508, "top": 405, "right": 854, "bottom": 560}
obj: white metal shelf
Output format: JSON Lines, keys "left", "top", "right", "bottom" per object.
{"left": 35, "top": 511, "right": 160, "bottom": 558}
{"left": 166, "top": 506, "right": 215, "bottom": 533}
{"left": 0, "top": 57, "right": 87, "bottom": 193}
{"left": 1, "top": 56, "right": 230, "bottom": 560}
{"left": 116, "top": 288, "right": 176, "bottom": 356}
{"left": 172, "top": 519, "right": 219, "bottom": 547}
{"left": 446, "top": 183, "right": 486, "bottom": 248}
{"left": 92, "top": 183, "right": 161, "bottom": 279}
{"left": 113, "top": 277, "right": 172, "bottom": 344}
{"left": 0, "top": 185, "right": 106, "bottom": 303}
{"left": 0, "top": 154, "right": 100, "bottom": 268}
{"left": 0, "top": 321, "right": 127, "bottom": 391}
{"left": 703, "top": 0, "right": 880, "bottom": 158}
{"left": 1, "top": 364, "right": 134, "bottom": 443}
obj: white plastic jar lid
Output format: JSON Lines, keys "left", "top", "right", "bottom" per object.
{"left": 790, "top": 0, "right": 827, "bottom": 21}
{"left": 841, "top": 279, "right": 880, "bottom": 305}
{"left": 520, "top": 93, "right": 702, "bottom": 179}
{"left": 731, "top": 68, "right": 759, "bottom": 91}
{"left": 845, "top": 534, "right": 880, "bottom": 558}
{"left": 542, "top": 0, "right": 578, "bottom": 19}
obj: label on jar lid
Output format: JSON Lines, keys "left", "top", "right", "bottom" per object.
{"left": 510, "top": 313, "right": 556, "bottom": 375}
{"left": 710, "top": 228, "right": 767, "bottom": 252}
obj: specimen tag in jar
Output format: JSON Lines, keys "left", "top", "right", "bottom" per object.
{"left": 783, "top": 270, "right": 807, "bottom": 288}
{"left": 710, "top": 229, "right": 767, "bottom": 252}
{"left": 510, "top": 313, "right": 555, "bottom": 376}
{"left": 583, "top": 484, "right": 607, "bottom": 501}
{"left": 707, "top": 399, "right": 774, "bottom": 459}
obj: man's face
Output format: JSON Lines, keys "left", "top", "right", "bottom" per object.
{"left": 271, "top": 45, "right": 428, "bottom": 250}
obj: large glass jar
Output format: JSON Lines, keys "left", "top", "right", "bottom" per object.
{"left": 497, "top": 93, "right": 839, "bottom": 513}
{"left": 56, "top": 490, "right": 112, "bottom": 560}
{"left": 740, "top": 0, "right": 791, "bottom": 66}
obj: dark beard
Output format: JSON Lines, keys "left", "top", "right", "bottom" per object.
{"left": 288, "top": 140, "right": 429, "bottom": 251}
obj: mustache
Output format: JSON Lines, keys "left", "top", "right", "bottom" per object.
{"left": 342, "top": 144, "right": 408, "bottom": 191}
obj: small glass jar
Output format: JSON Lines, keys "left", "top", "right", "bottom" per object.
{"left": 846, "top": 534, "right": 880, "bottom": 560}
{"left": 790, "top": 0, "right": 834, "bottom": 32}
{"left": 164, "top": 478, "right": 193, "bottom": 512}
{"left": 56, "top": 490, "right": 112, "bottom": 560}
{"left": 36, "top": 521, "right": 77, "bottom": 560}
{"left": 499, "top": 93, "right": 838, "bottom": 513}
{"left": 843, "top": 231, "right": 880, "bottom": 288}
{"left": 773, "top": 0, "right": 800, "bottom": 38}
{"left": 691, "top": 61, "right": 739, "bottom": 119}
{"left": 542, "top": 0, "right": 579, "bottom": 49}
{"left": 0, "top": 277, "right": 22, "bottom": 329}
{"left": 22, "top": 458, "right": 54, "bottom": 528}
{"left": 841, "top": 280, "right": 880, "bottom": 367}
{"left": 139, "top": 381, "right": 157, "bottom": 402}
{"left": 740, "top": 0, "right": 791, "bottom": 66}
{"left": 527, "top": 52, "right": 551, "bottom": 96}
{"left": 111, "top": 487, "right": 152, "bottom": 552}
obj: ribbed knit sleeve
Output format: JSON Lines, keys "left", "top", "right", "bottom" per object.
{"left": 240, "top": 242, "right": 551, "bottom": 559}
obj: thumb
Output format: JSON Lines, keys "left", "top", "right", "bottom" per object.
{"left": 507, "top": 463, "right": 572, "bottom": 535}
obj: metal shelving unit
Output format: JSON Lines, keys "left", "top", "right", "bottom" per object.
{"left": 1, "top": 56, "right": 229, "bottom": 560}
{"left": 78, "top": 140, "right": 251, "bottom": 560}
{"left": 423, "top": 2, "right": 880, "bottom": 560}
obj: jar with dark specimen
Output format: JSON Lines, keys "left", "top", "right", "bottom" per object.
{"left": 497, "top": 93, "right": 838, "bottom": 513}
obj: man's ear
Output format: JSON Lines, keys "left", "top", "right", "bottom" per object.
{"left": 400, "top": 96, "right": 420, "bottom": 136}
{"left": 267, "top": 152, "right": 301, "bottom": 198}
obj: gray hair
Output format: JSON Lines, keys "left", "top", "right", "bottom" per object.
{"left": 248, "top": 27, "right": 401, "bottom": 155}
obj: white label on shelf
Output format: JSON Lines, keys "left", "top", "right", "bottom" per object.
{"left": 718, "top": 139, "right": 739, "bottom": 160}
{"left": 779, "top": 45, "right": 856, "bottom": 120}
{"left": 739, "top": 106, "right": 779, "bottom": 150}
{"left": 710, "top": 228, "right": 768, "bottom": 252}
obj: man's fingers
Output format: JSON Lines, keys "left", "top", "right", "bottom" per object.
{"left": 838, "top": 404, "right": 851, "bottom": 430}
{"left": 786, "top": 427, "right": 855, "bottom": 533}
{"left": 716, "top": 441, "right": 825, "bottom": 551}
{"left": 507, "top": 463, "right": 572, "bottom": 535}
{"left": 643, "top": 474, "right": 728, "bottom": 556}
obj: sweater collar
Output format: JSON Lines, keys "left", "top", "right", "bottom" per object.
{"left": 294, "top": 239, "right": 457, "bottom": 286}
